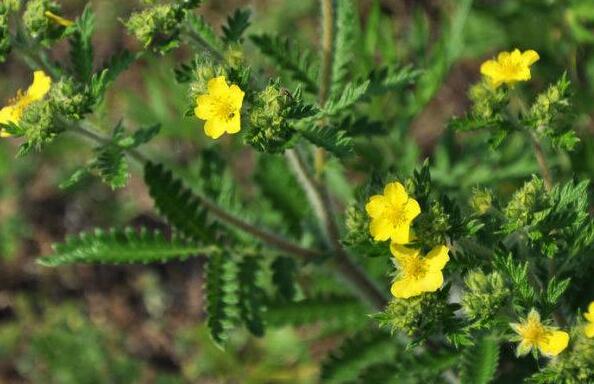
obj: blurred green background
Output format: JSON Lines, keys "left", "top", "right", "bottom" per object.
{"left": 1, "top": 0, "right": 594, "bottom": 382}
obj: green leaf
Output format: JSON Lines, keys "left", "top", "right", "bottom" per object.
{"left": 185, "top": 13, "right": 223, "bottom": 52}
{"left": 94, "top": 144, "right": 128, "bottom": 189}
{"left": 264, "top": 296, "right": 364, "bottom": 327}
{"left": 320, "top": 80, "right": 369, "bottom": 116}
{"left": 222, "top": 9, "right": 251, "bottom": 44}
{"left": 90, "top": 50, "right": 137, "bottom": 103}
{"left": 331, "top": 0, "right": 360, "bottom": 95}
{"left": 297, "top": 124, "right": 353, "bottom": 157}
{"left": 250, "top": 34, "right": 319, "bottom": 94}
{"left": 321, "top": 329, "right": 396, "bottom": 383}
{"left": 117, "top": 124, "right": 161, "bottom": 149}
{"left": 238, "top": 255, "right": 265, "bottom": 336}
{"left": 271, "top": 256, "right": 298, "bottom": 301}
{"left": 38, "top": 227, "right": 215, "bottom": 266}
{"left": 459, "top": 335, "right": 499, "bottom": 384}
{"left": 69, "top": 5, "right": 95, "bottom": 81}
{"left": 367, "top": 65, "right": 422, "bottom": 96}
{"left": 205, "top": 250, "right": 239, "bottom": 346}
{"left": 144, "top": 162, "right": 217, "bottom": 243}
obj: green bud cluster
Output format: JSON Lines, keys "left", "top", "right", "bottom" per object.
{"left": 23, "top": 0, "right": 65, "bottom": 46}
{"left": 3, "top": 0, "right": 20, "bottom": 12}
{"left": 246, "top": 84, "right": 295, "bottom": 153}
{"left": 413, "top": 200, "right": 450, "bottom": 248}
{"left": 376, "top": 294, "right": 450, "bottom": 338}
{"left": 20, "top": 100, "right": 62, "bottom": 149}
{"left": 125, "top": 4, "right": 184, "bottom": 53}
{"left": 0, "top": 3, "right": 11, "bottom": 63}
{"left": 461, "top": 270, "right": 509, "bottom": 327}
{"left": 470, "top": 187, "right": 494, "bottom": 215}
{"left": 528, "top": 74, "right": 578, "bottom": 150}
{"left": 469, "top": 81, "right": 507, "bottom": 121}
{"left": 188, "top": 59, "right": 226, "bottom": 97}
{"left": 49, "top": 78, "right": 92, "bottom": 120}
{"left": 503, "top": 176, "right": 545, "bottom": 232}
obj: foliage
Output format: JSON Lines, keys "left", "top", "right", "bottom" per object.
{"left": 0, "top": 0, "right": 593, "bottom": 382}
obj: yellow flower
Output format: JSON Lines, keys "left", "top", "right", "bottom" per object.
{"left": 0, "top": 70, "right": 52, "bottom": 137}
{"left": 584, "top": 301, "right": 594, "bottom": 338}
{"left": 480, "top": 49, "right": 540, "bottom": 88}
{"left": 44, "top": 10, "right": 74, "bottom": 27}
{"left": 390, "top": 243, "right": 449, "bottom": 299}
{"left": 194, "top": 76, "right": 244, "bottom": 139}
{"left": 365, "top": 182, "right": 421, "bottom": 243}
{"left": 511, "top": 309, "right": 569, "bottom": 357}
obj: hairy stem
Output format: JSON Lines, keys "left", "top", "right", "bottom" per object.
{"left": 314, "top": 0, "right": 335, "bottom": 176}
{"left": 529, "top": 132, "right": 553, "bottom": 191}
{"left": 69, "top": 124, "right": 324, "bottom": 261}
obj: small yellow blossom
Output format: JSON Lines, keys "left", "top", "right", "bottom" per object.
{"left": 365, "top": 182, "right": 421, "bottom": 244}
{"left": 511, "top": 309, "right": 569, "bottom": 357}
{"left": 44, "top": 10, "right": 74, "bottom": 27}
{"left": 480, "top": 49, "right": 540, "bottom": 88}
{"left": 390, "top": 243, "right": 449, "bottom": 299}
{"left": 194, "top": 76, "right": 244, "bottom": 139}
{"left": 584, "top": 301, "right": 594, "bottom": 338}
{"left": 0, "top": 70, "right": 52, "bottom": 137}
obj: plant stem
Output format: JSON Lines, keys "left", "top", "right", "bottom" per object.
{"left": 314, "top": 0, "right": 335, "bottom": 177}
{"left": 529, "top": 132, "right": 553, "bottom": 192}
{"left": 286, "top": 148, "right": 387, "bottom": 310}
{"left": 69, "top": 123, "right": 325, "bottom": 261}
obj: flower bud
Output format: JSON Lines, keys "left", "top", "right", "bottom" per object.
{"left": 23, "top": 0, "right": 65, "bottom": 46}
{"left": 376, "top": 294, "right": 449, "bottom": 338}
{"left": 469, "top": 81, "right": 507, "bottom": 120}
{"left": 0, "top": 4, "right": 11, "bottom": 63}
{"left": 470, "top": 187, "right": 493, "bottom": 215}
{"left": 20, "top": 99, "right": 61, "bottom": 149}
{"left": 504, "top": 176, "right": 544, "bottom": 231}
{"left": 188, "top": 59, "right": 226, "bottom": 97}
{"left": 125, "top": 4, "right": 183, "bottom": 53}
{"left": 246, "top": 84, "right": 295, "bottom": 153}
{"left": 461, "top": 270, "right": 509, "bottom": 327}
{"left": 49, "top": 78, "right": 92, "bottom": 120}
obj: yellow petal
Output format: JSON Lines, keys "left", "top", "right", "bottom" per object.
{"left": 537, "top": 330, "right": 569, "bottom": 357}
{"left": 203, "top": 119, "right": 226, "bottom": 139}
{"left": 403, "top": 198, "right": 421, "bottom": 221}
{"left": 521, "top": 50, "right": 540, "bottom": 66}
{"left": 195, "top": 94, "right": 217, "bottom": 120}
{"left": 585, "top": 322, "right": 594, "bottom": 338}
{"left": 228, "top": 84, "right": 245, "bottom": 109}
{"left": 390, "top": 223, "right": 411, "bottom": 244}
{"left": 225, "top": 114, "right": 241, "bottom": 134}
{"left": 516, "top": 340, "right": 533, "bottom": 357}
{"left": 391, "top": 277, "right": 423, "bottom": 299}
{"left": 419, "top": 271, "right": 444, "bottom": 293}
{"left": 26, "top": 71, "right": 52, "bottom": 101}
{"left": 480, "top": 60, "right": 500, "bottom": 78}
{"left": 588, "top": 301, "right": 594, "bottom": 313}
{"left": 383, "top": 182, "right": 407, "bottom": 206}
{"left": 365, "top": 195, "right": 387, "bottom": 218}
{"left": 390, "top": 243, "right": 419, "bottom": 265}
{"left": 584, "top": 309, "right": 594, "bottom": 323}
{"left": 44, "top": 10, "right": 74, "bottom": 27}
{"left": 497, "top": 51, "right": 511, "bottom": 62}
{"left": 425, "top": 245, "right": 449, "bottom": 271}
{"left": 207, "top": 76, "right": 230, "bottom": 96}
{"left": 0, "top": 105, "right": 16, "bottom": 125}
{"left": 369, "top": 217, "right": 392, "bottom": 241}
{"left": 526, "top": 308, "right": 541, "bottom": 324}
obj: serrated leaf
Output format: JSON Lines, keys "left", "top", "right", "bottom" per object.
{"left": 94, "top": 145, "right": 128, "bottom": 189}
{"left": 320, "top": 80, "right": 369, "bottom": 116}
{"left": 331, "top": 0, "right": 360, "bottom": 95}
{"left": 222, "top": 8, "right": 251, "bottom": 44}
{"left": 271, "top": 256, "right": 298, "bottom": 301}
{"left": 264, "top": 296, "right": 364, "bottom": 327}
{"left": 144, "top": 162, "right": 218, "bottom": 243}
{"left": 117, "top": 124, "right": 160, "bottom": 149}
{"left": 69, "top": 5, "right": 94, "bottom": 81}
{"left": 297, "top": 124, "right": 353, "bottom": 157}
{"left": 238, "top": 255, "right": 265, "bottom": 336}
{"left": 206, "top": 250, "right": 239, "bottom": 346}
{"left": 38, "top": 227, "right": 215, "bottom": 266}
{"left": 459, "top": 335, "right": 499, "bottom": 384}
{"left": 250, "top": 34, "right": 319, "bottom": 94}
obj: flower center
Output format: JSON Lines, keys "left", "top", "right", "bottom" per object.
{"left": 401, "top": 255, "right": 426, "bottom": 280}
{"left": 388, "top": 203, "right": 407, "bottom": 226}
{"left": 521, "top": 320, "right": 546, "bottom": 345}
{"left": 214, "top": 97, "right": 237, "bottom": 122}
